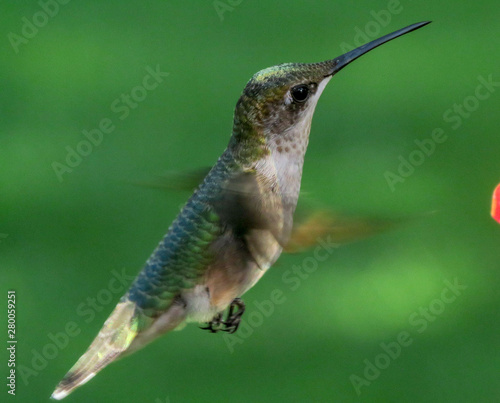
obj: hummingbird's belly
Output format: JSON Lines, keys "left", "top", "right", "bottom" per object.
{"left": 183, "top": 258, "right": 273, "bottom": 323}
{"left": 183, "top": 285, "right": 220, "bottom": 323}
{"left": 182, "top": 202, "right": 285, "bottom": 323}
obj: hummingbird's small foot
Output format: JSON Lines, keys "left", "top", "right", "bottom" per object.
{"left": 200, "top": 298, "right": 246, "bottom": 334}
{"left": 199, "top": 313, "right": 224, "bottom": 333}
{"left": 221, "top": 298, "right": 245, "bottom": 334}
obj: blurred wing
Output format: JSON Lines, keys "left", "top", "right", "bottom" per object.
{"left": 214, "top": 170, "right": 286, "bottom": 269}
{"left": 285, "top": 209, "right": 400, "bottom": 254}
{"left": 131, "top": 167, "right": 211, "bottom": 192}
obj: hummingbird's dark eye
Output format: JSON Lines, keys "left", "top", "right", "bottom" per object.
{"left": 291, "top": 85, "right": 309, "bottom": 103}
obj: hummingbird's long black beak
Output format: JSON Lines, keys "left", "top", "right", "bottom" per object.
{"left": 328, "top": 21, "right": 431, "bottom": 76}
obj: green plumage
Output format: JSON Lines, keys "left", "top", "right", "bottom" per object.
{"left": 127, "top": 150, "right": 237, "bottom": 319}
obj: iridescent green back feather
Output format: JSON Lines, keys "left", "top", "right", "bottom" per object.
{"left": 127, "top": 150, "right": 238, "bottom": 324}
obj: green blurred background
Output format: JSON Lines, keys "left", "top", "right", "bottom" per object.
{"left": 2, "top": 1, "right": 500, "bottom": 402}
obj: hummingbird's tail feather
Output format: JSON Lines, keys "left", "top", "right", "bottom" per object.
{"left": 51, "top": 299, "right": 139, "bottom": 400}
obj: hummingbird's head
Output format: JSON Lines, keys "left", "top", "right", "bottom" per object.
{"left": 230, "top": 62, "right": 333, "bottom": 162}
{"left": 228, "top": 21, "right": 430, "bottom": 164}
{"left": 239, "top": 61, "right": 335, "bottom": 127}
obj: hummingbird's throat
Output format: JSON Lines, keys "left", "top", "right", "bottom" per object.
{"left": 266, "top": 75, "right": 332, "bottom": 215}
{"left": 270, "top": 75, "right": 331, "bottom": 156}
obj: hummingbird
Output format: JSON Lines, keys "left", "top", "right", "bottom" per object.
{"left": 52, "top": 21, "right": 430, "bottom": 400}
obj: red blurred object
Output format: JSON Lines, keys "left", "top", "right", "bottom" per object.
{"left": 491, "top": 184, "right": 500, "bottom": 223}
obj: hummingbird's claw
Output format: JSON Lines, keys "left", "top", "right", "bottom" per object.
{"left": 221, "top": 298, "right": 245, "bottom": 334}
{"left": 200, "top": 298, "right": 246, "bottom": 334}
{"left": 199, "top": 313, "right": 224, "bottom": 333}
